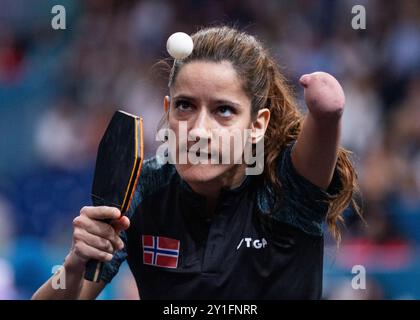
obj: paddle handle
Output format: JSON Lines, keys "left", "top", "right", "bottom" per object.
{"left": 84, "top": 198, "right": 112, "bottom": 282}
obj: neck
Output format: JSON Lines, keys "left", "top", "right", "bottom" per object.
{"left": 188, "top": 164, "right": 247, "bottom": 216}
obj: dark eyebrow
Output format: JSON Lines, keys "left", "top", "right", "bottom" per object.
{"left": 172, "top": 95, "right": 197, "bottom": 103}
{"left": 173, "top": 95, "right": 242, "bottom": 108}
{"left": 214, "top": 99, "right": 242, "bottom": 108}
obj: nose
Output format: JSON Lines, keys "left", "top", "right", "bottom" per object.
{"left": 189, "top": 108, "right": 212, "bottom": 141}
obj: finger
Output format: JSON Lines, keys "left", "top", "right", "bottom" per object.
{"left": 74, "top": 228, "right": 120, "bottom": 253}
{"left": 80, "top": 206, "right": 121, "bottom": 220}
{"left": 73, "top": 241, "right": 114, "bottom": 262}
{"left": 111, "top": 216, "right": 130, "bottom": 234}
{"left": 74, "top": 215, "right": 121, "bottom": 246}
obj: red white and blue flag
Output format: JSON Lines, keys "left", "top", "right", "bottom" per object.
{"left": 142, "top": 235, "right": 180, "bottom": 269}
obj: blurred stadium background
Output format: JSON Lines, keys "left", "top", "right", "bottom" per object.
{"left": 0, "top": 0, "right": 419, "bottom": 299}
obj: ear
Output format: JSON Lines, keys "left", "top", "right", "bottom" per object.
{"left": 250, "top": 108, "right": 270, "bottom": 144}
{"left": 164, "top": 95, "right": 171, "bottom": 113}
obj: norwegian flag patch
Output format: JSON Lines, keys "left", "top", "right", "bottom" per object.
{"left": 142, "top": 235, "right": 180, "bottom": 269}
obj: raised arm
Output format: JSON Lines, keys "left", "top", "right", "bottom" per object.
{"left": 291, "top": 72, "right": 345, "bottom": 190}
{"left": 32, "top": 206, "right": 129, "bottom": 300}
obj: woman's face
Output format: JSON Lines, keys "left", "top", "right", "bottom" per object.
{"left": 165, "top": 60, "right": 253, "bottom": 186}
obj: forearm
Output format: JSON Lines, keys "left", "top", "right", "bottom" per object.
{"left": 31, "top": 254, "right": 85, "bottom": 300}
{"left": 292, "top": 111, "right": 342, "bottom": 189}
{"left": 292, "top": 71, "right": 344, "bottom": 189}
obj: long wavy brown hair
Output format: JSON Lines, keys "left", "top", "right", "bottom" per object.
{"left": 161, "top": 26, "right": 361, "bottom": 243}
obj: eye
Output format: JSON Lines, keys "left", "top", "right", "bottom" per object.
{"left": 174, "top": 100, "right": 193, "bottom": 111}
{"left": 217, "top": 105, "right": 235, "bottom": 118}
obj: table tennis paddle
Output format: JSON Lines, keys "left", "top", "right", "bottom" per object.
{"left": 84, "top": 110, "right": 144, "bottom": 282}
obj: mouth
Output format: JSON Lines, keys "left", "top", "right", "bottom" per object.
{"left": 189, "top": 150, "right": 211, "bottom": 158}
{"left": 185, "top": 149, "right": 218, "bottom": 161}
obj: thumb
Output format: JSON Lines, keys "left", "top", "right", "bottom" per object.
{"left": 299, "top": 74, "right": 311, "bottom": 88}
{"left": 111, "top": 215, "right": 130, "bottom": 233}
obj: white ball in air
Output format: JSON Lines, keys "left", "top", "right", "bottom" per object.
{"left": 166, "top": 32, "right": 193, "bottom": 59}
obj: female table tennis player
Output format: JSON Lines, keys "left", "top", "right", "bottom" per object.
{"left": 33, "top": 26, "right": 360, "bottom": 299}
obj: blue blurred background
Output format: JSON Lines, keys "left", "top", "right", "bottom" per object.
{"left": 0, "top": 0, "right": 419, "bottom": 299}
